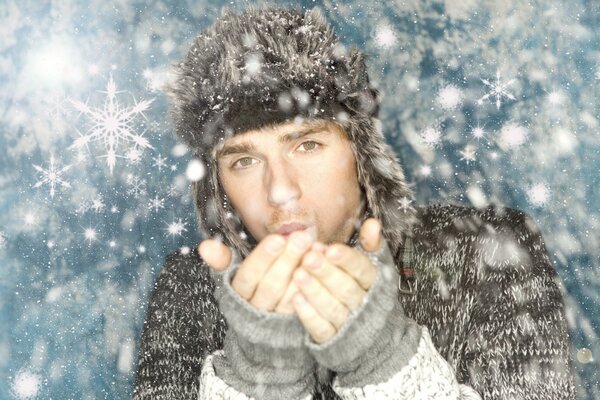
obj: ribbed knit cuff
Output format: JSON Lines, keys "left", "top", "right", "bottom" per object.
{"left": 306, "top": 240, "right": 422, "bottom": 387}
{"left": 210, "top": 261, "right": 315, "bottom": 399}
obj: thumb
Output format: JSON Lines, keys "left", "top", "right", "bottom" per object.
{"left": 359, "top": 218, "right": 382, "bottom": 252}
{"left": 198, "top": 239, "right": 232, "bottom": 272}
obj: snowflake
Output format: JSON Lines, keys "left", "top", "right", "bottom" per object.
{"left": 23, "top": 212, "right": 38, "bottom": 227}
{"left": 148, "top": 195, "right": 165, "bottom": 212}
{"left": 546, "top": 90, "right": 564, "bottom": 106}
{"left": 397, "top": 197, "right": 414, "bottom": 212}
{"left": 527, "top": 183, "right": 551, "bottom": 207}
{"left": 165, "top": 218, "right": 187, "bottom": 238}
{"left": 11, "top": 369, "right": 41, "bottom": 399}
{"left": 499, "top": 123, "right": 528, "bottom": 148}
{"left": 126, "top": 175, "right": 146, "bottom": 198}
{"left": 70, "top": 75, "right": 155, "bottom": 173}
{"left": 437, "top": 85, "right": 463, "bottom": 110}
{"left": 374, "top": 24, "right": 397, "bottom": 48}
{"left": 149, "top": 120, "right": 161, "bottom": 132}
{"left": 153, "top": 154, "right": 168, "bottom": 172}
{"left": 419, "top": 127, "right": 442, "bottom": 147}
{"left": 84, "top": 227, "right": 98, "bottom": 244}
{"left": 33, "top": 155, "right": 72, "bottom": 198}
{"left": 477, "top": 70, "right": 516, "bottom": 110}
{"left": 418, "top": 165, "right": 432, "bottom": 177}
{"left": 167, "top": 184, "right": 180, "bottom": 198}
{"left": 47, "top": 94, "right": 72, "bottom": 120}
{"left": 471, "top": 126, "right": 486, "bottom": 139}
{"left": 90, "top": 196, "right": 105, "bottom": 213}
{"left": 459, "top": 145, "right": 477, "bottom": 164}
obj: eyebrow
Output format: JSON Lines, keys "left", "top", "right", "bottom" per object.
{"left": 216, "top": 125, "right": 333, "bottom": 158}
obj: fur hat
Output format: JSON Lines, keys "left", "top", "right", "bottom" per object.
{"left": 166, "top": 5, "right": 417, "bottom": 260}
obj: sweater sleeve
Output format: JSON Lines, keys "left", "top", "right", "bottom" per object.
{"left": 133, "top": 248, "right": 225, "bottom": 400}
{"left": 306, "top": 241, "right": 482, "bottom": 399}
{"left": 461, "top": 210, "right": 577, "bottom": 399}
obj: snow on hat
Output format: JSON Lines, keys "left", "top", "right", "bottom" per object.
{"left": 167, "top": 5, "right": 417, "bottom": 259}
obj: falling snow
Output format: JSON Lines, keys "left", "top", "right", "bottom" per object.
{"left": 420, "top": 127, "right": 442, "bottom": 147}
{"left": 32, "top": 155, "right": 72, "bottom": 199}
{"left": 374, "top": 24, "right": 397, "bottom": 48}
{"left": 165, "top": 218, "right": 187, "bottom": 238}
{"left": 70, "top": 76, "right": 155, "bottom": 174}
{"left": 11, "top": 370, "right": 41, "bottom": 400}
{"left": 437, "top": 85, "right": 463, "bottom": 110}
{"left": 1, "top": 1, "right": 598, "bottom": 399}
{"left": 477, "top": 70, "right": 516, "bottom": 110}
{"left": 527, "top": 183, "right": 551, "bottom": 207}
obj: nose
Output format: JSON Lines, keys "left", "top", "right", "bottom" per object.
{"left": 265, "top": 157, "right": 301, "bottom": 207}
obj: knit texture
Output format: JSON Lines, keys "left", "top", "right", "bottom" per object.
{"left": 305, "top": 240, "right": 422, "bottom": 387}
{"left": 133, "top": 204, "right": 577, "bottom": 400}
{"left": 209, "top": 262, "right": 316, "bottom": 399}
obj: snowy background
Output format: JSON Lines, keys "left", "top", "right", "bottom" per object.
{"left": 0, "top": 0, "right": 598, "bottom": 398}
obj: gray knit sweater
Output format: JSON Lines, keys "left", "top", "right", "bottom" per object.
{"left": 133, "top": 204, "right": 576, "bottom": 399}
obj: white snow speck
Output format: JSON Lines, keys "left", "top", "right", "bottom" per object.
{"left": 374, "top": 25, "right": 397, "bottom": 48}
{"left": 466, "top": 185, "right": 488, "bottom": 208}
{"left": 12, "top": 369, "right": 41, "bottom": 399}
{"left": 499, "top": 123, "right": 528, "bottom": 149}
{"left": 437, "top": 85, "right": 463, "bottom": 110}
{"left": 172, "top": 143, "right": 188, "bottom": 157}
{"left": 186, "top": 159, "right": 205, "bottom": 182}
{"left": 527, "top": 183, "right": 551, "bottom": 207}
{"left": 420, "top": 127, "right": 442, "bottom": 147}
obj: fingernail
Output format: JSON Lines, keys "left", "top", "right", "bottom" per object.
{"left": 294, "top": 268, "right": 311, "bottom": 285}
{"left": 266, "top": 236, "right": 285, "bottom": 254}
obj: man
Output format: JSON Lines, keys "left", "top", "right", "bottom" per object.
{"left": 133, "top": 6, "right": 576, "bottom": 400}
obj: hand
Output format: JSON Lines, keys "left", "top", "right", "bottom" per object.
{"left": 291, "top": 218, "right": 382, "bottom": 344}
{"left": 198, "top": 230, "right": 314, "bottom": 313}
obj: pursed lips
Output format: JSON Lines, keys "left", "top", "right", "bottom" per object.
{"left": 276, "top": 222, "right": 308, "bottom": 237}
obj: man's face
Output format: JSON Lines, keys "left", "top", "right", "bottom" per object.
{"left": 216, "top": 119, "right": 363, "bottom": 244}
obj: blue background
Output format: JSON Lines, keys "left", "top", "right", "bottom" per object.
{"left": 0, "top": 0, "right": 598, "bottom": 398}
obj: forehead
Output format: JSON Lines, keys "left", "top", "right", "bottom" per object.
{"left": 215, "top": 119, "right": 346, "bottom": 155}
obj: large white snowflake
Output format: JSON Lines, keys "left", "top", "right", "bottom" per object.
{"left": 11, "top": 369, "right": 41, "bottom": 400}
{"left": 165, "top": 218, "right": 187, "bottom": 238}
{"left": 477, "top": 70, "right": 516, "bottom": 110}
{"left": 33, "top": 155, "right": 72, "bottom": 198}
{"left": 70, "top": 76, "right": 155, "bottom": 173}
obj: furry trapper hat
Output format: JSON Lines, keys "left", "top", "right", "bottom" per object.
{"left": 167, "top": 5, "right": 418, "bottom": 260}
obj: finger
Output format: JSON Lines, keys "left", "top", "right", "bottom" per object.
{"left": 302, "top": 250, "right": 366, "bottom": 310}
{"left": 325, "top": 244, "right": 377, "bottom": 290}
{"left": 359, "top": 218, "right": 382, "bottom": 252}
{"left": 311, "top": 241, "right": 327, "bottom": 254}
{"left": 294, "top": 267, "right": 349, "bottom": 330}
{"left": 231, "top": 234, "right": 286, "bottom": 300}
{"left": 274, "top": 281, "right": 299, "bottom": 314}
{"left": 250, "top": 230, "right": 313, "bottom": 310}
{"left": 293, "top": 292, "right": 336, "bottom": 344}
{"left": 198, "top": 239, "right": 232, "bottom": 271}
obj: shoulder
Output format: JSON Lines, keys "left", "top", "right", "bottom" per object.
{"left": 410, "top": 203, "right": 553, "bottom": 278}
{"left": 414, "top": 203, "right": 539, "bottom": 237}
{"left": 150, "top": 246, "right": 217, "bottom": 309}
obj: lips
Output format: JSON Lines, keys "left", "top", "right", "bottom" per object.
{"left": 276, "top": 223, "right": 308, "bottom": 236}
